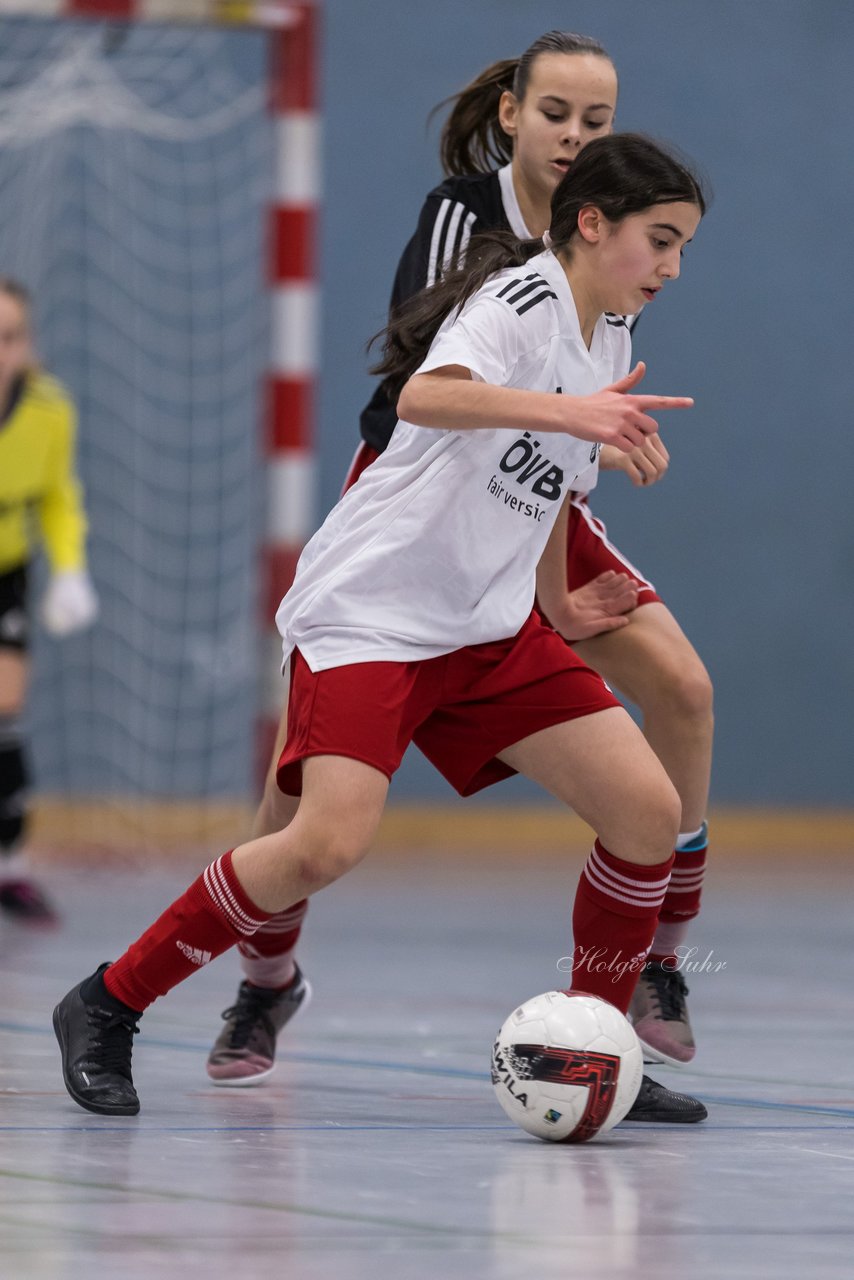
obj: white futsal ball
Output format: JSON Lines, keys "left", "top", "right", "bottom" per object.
{"left": 491, "top": 991, "right": 643, "bottom": 1143}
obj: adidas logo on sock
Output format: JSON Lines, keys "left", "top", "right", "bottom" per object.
{"left": 176, "top": 940, "right": 212, "bottom": 966}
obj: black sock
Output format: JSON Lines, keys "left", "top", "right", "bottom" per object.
{"left": 80, "top": 964, "right": 143, "bottom": 1017}
{"left": 0, "top": 727, "right": 29, "bottom": 852}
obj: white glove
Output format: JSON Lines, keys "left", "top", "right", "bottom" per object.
{"left": 40, "top": 570, "right": 99, "bottom": 637}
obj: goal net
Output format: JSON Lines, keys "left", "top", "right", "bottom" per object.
{"left": 0, "top": 14, "right": 275, "bottom": 855}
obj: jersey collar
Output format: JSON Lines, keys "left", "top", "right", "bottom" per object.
{"left": 532, "top": 250, "right": 608, "bottom": 361}
{"left": 497, "top": 164, "right": 533, "bottom": 241}
{"left": 496, "top": 171, "right": 610, "bottom": 360}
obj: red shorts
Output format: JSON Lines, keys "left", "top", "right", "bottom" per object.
{"left": 277, "top": 612, "right": 620, "bottom": 798}
{"left": 344, "top": 448, "right": 661, "bottom": 606}
{"left": 566, "top": 496, "right": 661, "bottom": 605}
{"left": 341, "top": 442, "right": 380, "bottom": 494}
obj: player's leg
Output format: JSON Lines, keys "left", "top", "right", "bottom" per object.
{"left": 496, "top": 710, "right": 706, "bottom": 1123}
{"left": 54, "top": 753, "right": 389, "bottom": 1115}
{"left": 210, "top": 445, "right": 382, "bottom": 1079}
{"left": 419, "top": 620, "right": 681, "bottom": 1013}
{"left": 55, "top": 650, "right": 431, "bottom": 1114}
{"left": 566, "top": 501, "right": 713, "bottom": 1062}
{"left": 0, "top": 567, "right": 57, "bottom": 924}
{"left": 244, "top": 697, "right": 305, "bottom": 988}
{"left": 206, "top": 686, "right": 309, "bottom": 1086}
{"left": 0, "top": 649, "right": 29, "bottom": 854}
{"left": 417, "top": 619, "right": 705, "bottom": 1122}
{"left": 572, "top": 604, "right": 712, "bottom": 1064}
{"left": 497, "top": 707, "right": 680, "bottom": 1011}
{"left": 572, "top": 603, "right": 712, "bottom": 831}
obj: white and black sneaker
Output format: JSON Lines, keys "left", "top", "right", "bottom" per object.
{"left": 630, "top": 960, "right": 696, "bottom": 1066}
{"left": 207, "top": 964, "right": 311, "bottom": 1087}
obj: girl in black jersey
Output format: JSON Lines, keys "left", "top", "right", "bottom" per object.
{"left": 210, "top": 32, "right": 713, "bottom": 1093}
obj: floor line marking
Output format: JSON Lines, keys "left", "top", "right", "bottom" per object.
{"left": 790, "top": 1146, "right": 854, "bottom": 1162}
{"left": 5, "top": 1021, "right": 854, "bottom": 1118}
{"left": 0, "top": 1167, "right": 534, "bottom": 1240}
{"left": 1, "top": 1122, "right": 853, "bottom": 1133}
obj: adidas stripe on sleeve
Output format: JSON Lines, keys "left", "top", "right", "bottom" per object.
{"left": 495, "top": 272, "right": 558, "bottom": 316}
{"left": 426, "top": 198, "right": 478, "bottom": 286}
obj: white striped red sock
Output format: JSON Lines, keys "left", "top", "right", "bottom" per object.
{"left": 105, "top": 850, "right": 272, "bottom": 1011}
{"left": 570, "top": 840, "right": 674, "bottom": 1014}
{"left": 238, "top": 899, "right": 308, "bottom": 988}
{"left": 650, "top": 825, "right": 708, "bottom": 962}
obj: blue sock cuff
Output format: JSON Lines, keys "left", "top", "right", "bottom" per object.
{"left": 675, "top": 820, "right": 708, "bottom": 853}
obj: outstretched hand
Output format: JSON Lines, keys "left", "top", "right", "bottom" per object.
{"left": 564, "top": 362, "right": 693, "bottom": 454}
{"left": 555, "top": 571, "right": 639, "bottom": 641}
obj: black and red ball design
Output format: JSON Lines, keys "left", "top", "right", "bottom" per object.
{"left": 491, "top": 991, "right": 643, "bottom": 1142}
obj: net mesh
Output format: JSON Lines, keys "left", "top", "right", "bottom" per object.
{"left": 0, "top": 16, "right": 274, "bottom": 852}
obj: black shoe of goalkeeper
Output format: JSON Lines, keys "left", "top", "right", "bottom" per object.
{"left": 0, "top": 878, "right": 59, "bottom": 925}
{"left": 622, "top": 1074, "right": 707, "bottom": 1123}
{"left": 53, "top": 964, "right": 141, "bottom": 1116}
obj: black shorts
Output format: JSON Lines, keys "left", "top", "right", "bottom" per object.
{"left": 0, "top": 564, "right": 29, "bottom": 652}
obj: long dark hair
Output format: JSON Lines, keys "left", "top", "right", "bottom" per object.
{"left": 436, "top": 31, "right": 614, "bottom": 176}
{"left": 371, "top": 134, "right": 706, "bottom": 398}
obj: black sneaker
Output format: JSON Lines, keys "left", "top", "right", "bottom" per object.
{"left": 207, "top": 964, "right": 311, "bottom": 1087}
{"left": 53, "top": 964, "right": 141, "bottom": 1116}
{"left": 622, "top": 1074, "right": 707, "bottom": 1123}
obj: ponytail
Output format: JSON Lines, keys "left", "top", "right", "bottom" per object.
{"left": 435, "top": 31, "right": 614, "bottom": 177}
{"left": 436, "top": 59, "right": 516, "bottom": 177}
{"left": 370, "top": 231, "right": 543, "bottom": 398}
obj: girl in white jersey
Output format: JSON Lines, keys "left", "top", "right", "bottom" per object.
{"left": 53, "top": 134, "right": 709, "bottom": 1120}
{"left": 212, "top": 33, "right": 714, "bottom": 1083}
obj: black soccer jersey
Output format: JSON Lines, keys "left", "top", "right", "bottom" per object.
{"left": 359, "top": 171, "right": 511, "bottom": 452}
{"left": 358, "top": 168, "right": 638, "bottom": 453}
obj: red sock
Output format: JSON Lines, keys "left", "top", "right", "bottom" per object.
{"left": 649, "top": 832, "right": 708, "bottom": 964}
{"left": 238, "top": 898, "right": 308, "bottom": 989}
{"left": 105, "top": 851, "right": 272, "bottom": 1011}
{"left": 570, "top": 840, "right": 674, "bottom": 1014}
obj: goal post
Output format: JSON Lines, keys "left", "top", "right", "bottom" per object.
{"left": 0, "top": 0, "right": 320, "bottom": 856}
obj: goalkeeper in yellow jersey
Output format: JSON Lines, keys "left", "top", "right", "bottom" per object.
{"left": 0, "top": 278, "right": 98, "bottom": 922}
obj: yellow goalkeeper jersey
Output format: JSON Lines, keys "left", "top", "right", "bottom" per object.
{"left": 0, "top": 371, "right": 88, "bottom": 575}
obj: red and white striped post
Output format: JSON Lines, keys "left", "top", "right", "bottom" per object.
{"left": 27, "top": 1, "right": 135, "bottom": 15}
{"left": 62, "top": 1, "right": 135, "bottom": 14}
{"left": 258, "top": 0, "right": 321, "bottom": 784}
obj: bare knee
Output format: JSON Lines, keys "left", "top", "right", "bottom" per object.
{"left": 288, "top": 826, "right": 372, "bottom": 893}
{"left": 601, "top": 773, "right": 681, "bottom": 866}
{"left": 258, "top": 756, "right": 387, "bottom": 895}
{"left": 638, "top": 650, "right": 714, "bottom": 727}
{"left": 589, "top": 611, "right": 714, "bottom": 729}
{"left": 648, "top": 775, "right": 682, "bottom": 853}
{"left": 671, "top": 659, "right": 714, "bottom": 722}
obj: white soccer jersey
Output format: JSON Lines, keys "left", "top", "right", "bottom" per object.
{"left": 497, "top": 163, "right": 533, "bottom": 240}
{"left": 277, "top": 250, "right": 631, "bottom": 671}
